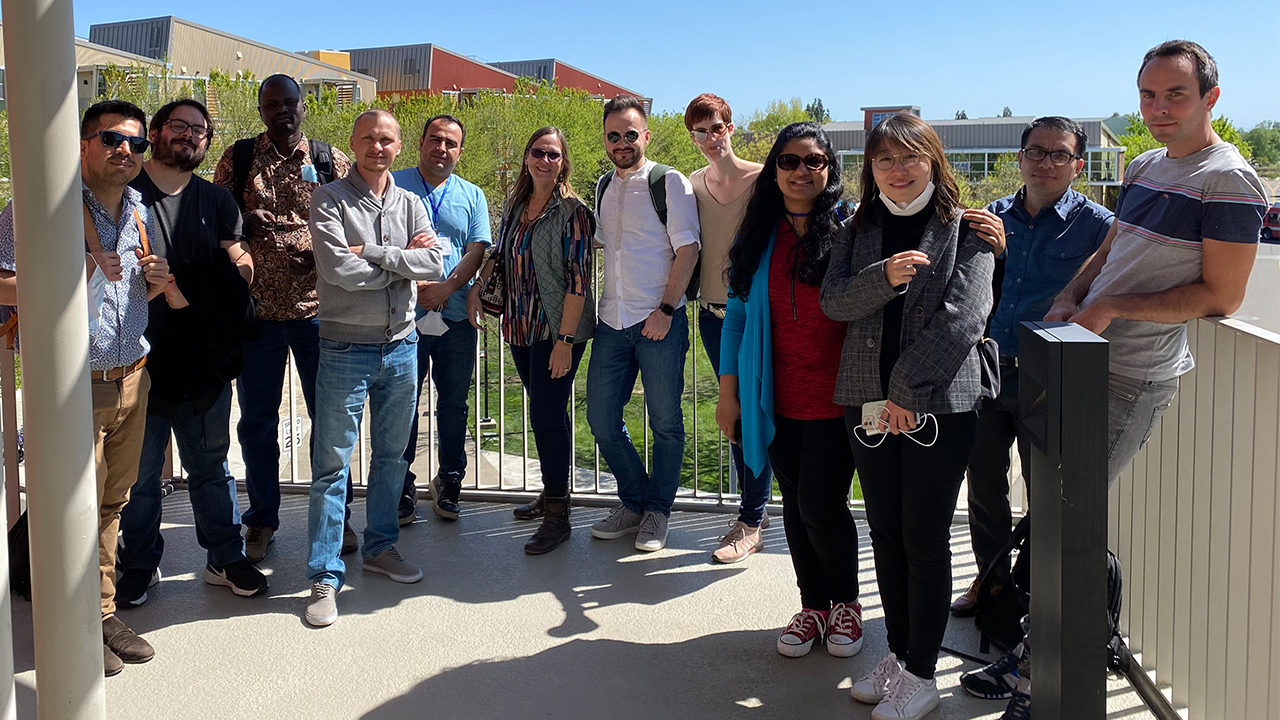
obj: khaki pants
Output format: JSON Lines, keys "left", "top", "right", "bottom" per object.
{"left": 91, "top": 368, "right": 149, "bottom": 617}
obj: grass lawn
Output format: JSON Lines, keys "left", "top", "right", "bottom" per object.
{"left": 459, "top": 304, "right": 862, "bottom": 502}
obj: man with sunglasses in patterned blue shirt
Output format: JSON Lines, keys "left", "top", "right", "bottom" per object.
{"left": 0, "top": 100, "right": 172, "bottom": 677}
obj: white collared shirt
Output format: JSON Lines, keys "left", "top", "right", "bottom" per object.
{"left": 596, "top": 159, "right": 701, "bottom": 330}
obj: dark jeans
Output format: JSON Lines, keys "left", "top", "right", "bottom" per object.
{"left": 698, "top": 306, "right": 771, "bottom": 527}
{"left": 510, "top": 340, "right": 587, "bottom": 498}
{"left": 965, "top": 371, "right": 1030, "bottom": 578}
{"left": 238, "top": 317, "right": 355, "bottom": 529}
{"left": 586, "top": 308, "right": 688, "bottom": 516}
{"left": 401, "top": 317, "right": 477, "bottom": 496}
{"left": 770, "top": 415, "right": 859, "bottom": 611}
{"left": 848, "top": 408, "right": 978, "bottom": 680}
{"left": 118, "top": 384, "right": 245, "bottom": 570}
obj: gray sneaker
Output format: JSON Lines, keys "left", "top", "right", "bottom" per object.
{"left": 589, "top": 504, "right": 643, "bottom": 540}
{"left": 305, "top": 582, "right": 338, "bottom": 627}
{"left": 634, "top": 511, "right": 669, "bottom": 552}
{"left": 363, "top": 546, "right": 423, "bottom": 583}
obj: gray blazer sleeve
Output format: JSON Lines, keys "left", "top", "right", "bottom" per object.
{"left": 888, "top": 228, "right": 994, "bottom": 409}
{"left": 820, "top": 220, "right": 902, "bottom": 322}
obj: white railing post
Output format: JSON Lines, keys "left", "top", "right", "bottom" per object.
{"left": 1, "top": 0, "right": 109, "bottom": 714}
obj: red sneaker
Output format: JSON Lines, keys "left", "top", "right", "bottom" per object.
{"left": 776, "top": 609, "right": 826, "bottom": 658}
{"left": 827, "top": 601, "right": 864, "bottom": 657}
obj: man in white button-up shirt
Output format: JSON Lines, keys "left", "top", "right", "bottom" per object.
{"left": 587, "top": 95, "right": 701, "bottom": 553}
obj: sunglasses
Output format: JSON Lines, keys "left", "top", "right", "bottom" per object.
{"left": 85, "top": 130, "right": 150, "bottom": 154}
{"left": 690, "top": 123, "right": 728, "bottom": 143}
{"left": 529, "top": 148, "right": 562, "bottom": 162}
{"left": 606, "top": 130, "right": 640, "bottom": 144}
{"left": 776, "top": 153, "right": 829, "bottom": 172}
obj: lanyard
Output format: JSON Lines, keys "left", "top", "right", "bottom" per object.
{"left": 418, "top": 170, "right": 452, "bottom": 228}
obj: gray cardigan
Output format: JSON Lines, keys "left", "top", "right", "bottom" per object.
{"left": 819, "top": 208, "right": 994, "bottom": 414}
{"left": 310, "top": 170, "right": 444, "bottom": 343}
{"left": 500, "top": 194, "right": 597, "bottom": 343}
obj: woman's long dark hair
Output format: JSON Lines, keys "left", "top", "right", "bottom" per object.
{"left": 727, "top": 122, "right": 844, "bottom": 300}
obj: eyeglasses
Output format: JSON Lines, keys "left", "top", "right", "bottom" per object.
{"left": 606, "top": 130, "right": 640, "bottom": 145}
{"left": 529, "top": 148, "right": 562, "bottom": 162}
{"left": 690, "top": 123, "right": 728, "bottom": 143}
{"left": 776, "top": 153, "right": 829, "bottom": 172}
{"left": 1022, "top": 147, "right": 1080, "bottom": 165}
{"left": 871, "top": 152, "right": 926, "bottom": 172}
{"left": 164, "top": 118, "right": 210, "bottom": 139}
{"left": 84, "top": 130, "right": 150, "bottom": 154}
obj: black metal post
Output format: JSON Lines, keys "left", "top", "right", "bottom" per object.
{"left": 1018, "top": 321, "right": 1109, "bottom": 720}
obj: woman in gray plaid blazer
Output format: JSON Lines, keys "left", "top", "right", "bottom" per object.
{"left": 821, "top": 113, "right": 1000, "bottom": 720}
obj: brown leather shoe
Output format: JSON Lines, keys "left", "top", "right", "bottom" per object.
{"left": 103, "top": 614, "right": 154, "bottom": 664}
{"left": 342, "top": 522, "right": 358, "bottom": 556}
{"left": 513, "top": 492, "right": 545, "bottom": 520}
{"left": 951, "top": 579, "right": 982, "bottom": 616}
{"left": 103, "top": 644, "right": 123, "bottom": 677}
{"left": 523, "top": 498, "right": 570, "bottom": 555}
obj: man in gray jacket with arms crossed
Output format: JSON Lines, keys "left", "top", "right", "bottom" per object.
{"left": 304, "top": 109, "right": 444, "bottom": 627}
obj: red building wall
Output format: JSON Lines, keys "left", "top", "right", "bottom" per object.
{"left": 429, "top": 47, "right": 516, "bottom": 93}
{"left": 552, "top": 62, "right": 638, "bottom": 99}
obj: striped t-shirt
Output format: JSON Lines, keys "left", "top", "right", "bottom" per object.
{"left": 1082, "top": 142, "right": 1267, "bottom": 381}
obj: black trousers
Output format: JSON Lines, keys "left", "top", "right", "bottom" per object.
{"left": 966, "top": 371, "right": 1030, "bottom": 578}
{"left": 769, "top": 415, "right": 859, "bottom": 611}
{"left": 510, "top": 340, "right": 586, "bottom": 498}
{"left": 847, "top": 407, "right": 978, "bottom": 680}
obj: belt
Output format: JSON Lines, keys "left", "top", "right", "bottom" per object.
{"left": 998, "top": 356, "right": 1019, "bottom": 368}
{"left": 700, "top": 301, "right": 726, "bottom": 319}
{"left": 91, "top": 356, "right": 147, "bottom": 382}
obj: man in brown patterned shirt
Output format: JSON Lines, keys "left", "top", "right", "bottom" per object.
{"left": 213, "top": 74, "right": 354, "bottom": 564}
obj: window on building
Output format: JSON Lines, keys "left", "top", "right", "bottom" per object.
{"left": 871, "top": 112, "right": 893, "bottom": 128}
{"left": 1086, "top": 151, "right": 1119, "bottom": 183}
{"left": 403, "top": 57, "right": 419, "bottom": 76}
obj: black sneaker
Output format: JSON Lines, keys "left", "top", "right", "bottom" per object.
{"left": 999, "top": 676, "right": 1031, "bottom": 719}
{"left": 429, "top": 476, "right": 461, "bottom": 521}
{"left": 398, "top": 491, "right": 418, "bottom": 526}
{"left": 116, "top": 568, "right": 160, "bottom": 609}
{"left": 961, "top": 643, "right": 1027, "bottom": 699}
{"left": 202, "top": 559, "right": 268, "bottom": 597}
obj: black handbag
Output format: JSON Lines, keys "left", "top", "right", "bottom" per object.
{"left": 978, "top": 336, "right": 1001, "bottom": 400}
{"left": 478, "top": 212, "right": 513, "bottom": 317}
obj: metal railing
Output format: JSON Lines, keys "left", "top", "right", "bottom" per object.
{"left": 1109, "top": 316, "right": 1280, "bottom": 720}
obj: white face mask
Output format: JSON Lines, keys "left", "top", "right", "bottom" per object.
{"left": 879, "top": 181, "right": 936, "bottom": 217}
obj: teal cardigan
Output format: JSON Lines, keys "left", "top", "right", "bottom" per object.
{"left": 718, "top": 230, "right": 776, "bottom": 477}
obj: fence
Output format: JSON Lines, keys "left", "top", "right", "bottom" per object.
{"left": 1109, "top": 317, "right": 1280, "bottom": 720}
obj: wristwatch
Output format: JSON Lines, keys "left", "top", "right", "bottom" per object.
{"left": 557, "top": 333, "right": 575, "bottom": 345}
{"left": 658, "top": 303, "right": 676, "bottom": 317}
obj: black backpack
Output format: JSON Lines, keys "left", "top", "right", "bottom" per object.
{"left": 972, "top": 513, "right": 1130, "bottom": 672}
{"left": 231, "top": 137, "right": 336, "bottom": 212}
{"left": 595, "top": 164, "right": 702, "bottom": 302}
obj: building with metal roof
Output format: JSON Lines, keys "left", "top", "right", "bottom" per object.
{"left": 0, "top": 24, "right": 170, "bottom": 112}
{"left": 344, "top": 43, "right": 520, "bottom": 100}
{"left": 489, "top": 58, "right": 641, "bottom": 100}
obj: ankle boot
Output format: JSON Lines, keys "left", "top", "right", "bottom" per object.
{"left": 524, "top": 497, "right": 570, "bottom": 555}
{"left": 513, "top": 491, "right": 545, "bottom": 520}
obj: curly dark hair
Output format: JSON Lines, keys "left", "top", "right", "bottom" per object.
{"left": 727, "top": 122, "right": 845, "bottom": 300}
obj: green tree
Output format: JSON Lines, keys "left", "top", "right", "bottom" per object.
{"left": 644, "top": 111, "right": 707, "bottom": 179}
{"left": 745, "top": 97, "right": 809, "bottom": 134}
{"left": 805, "top": 98, "right": 831, "bottom": 125}
{"left": 962, "top": 153, "right": 1093, "bottom": 208}
{"left": 1001, "top": 106, "right": 1013, "bottom": 118}
{"left": 955, "top": 110, "right": 968, "bottom": 120}
{"left": 1243, "top": 121, "right": 1280, "bottom": 166}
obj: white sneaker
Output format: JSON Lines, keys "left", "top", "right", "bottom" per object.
{"left": 871, "top": 668, "right": 939, "bottom": 720}
{"left": 851, "top": 652, "right": 903, "bottom": 703}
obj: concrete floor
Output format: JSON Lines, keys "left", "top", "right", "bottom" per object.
{"left": 11, "top": 493, "right": 1153, "bottom": 720}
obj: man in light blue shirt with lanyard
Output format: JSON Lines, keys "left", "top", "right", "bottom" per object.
{"left": 391, "top": 114, "right": 491, "bottom": 524}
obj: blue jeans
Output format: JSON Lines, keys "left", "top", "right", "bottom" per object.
{"left": 401, "top": 317, "right": 477, "bottom": 495}
{"left": 1107, "top": 372, "right": 1178, "bottom": 484}
{"left": 698, "top": 306, "right": 772, "bottom": 527}
{"left": 238, "top": 317, "right": 354, "bottom": 529}
{"left": 586, "top": 308, "right": 688, "bottom": 516}
{"left": 307, "top": 333, "right": 419, "bottom": 588}
{"left": 118, "top": 384, "right": 245, "bottom": 570}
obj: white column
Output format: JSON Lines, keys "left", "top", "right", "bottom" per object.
{"left": 0, "top": 0, "right": 108, "bottom": 716}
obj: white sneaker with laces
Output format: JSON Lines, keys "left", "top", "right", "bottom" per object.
{"left": 871, "top": 668, "right": 939, "bottom": 720}
{"left": 851, "top": 652, "right": 903, "bottom": 703}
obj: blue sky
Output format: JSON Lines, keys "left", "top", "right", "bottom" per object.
{"left": 69, "top": 0, "right": 1278, "bottom": 128}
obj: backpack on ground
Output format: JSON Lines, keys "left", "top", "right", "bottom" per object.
{"left": 231, "top": 138, "right": 336, "bottom": 212}
{"left": 8, "top": 510, "right": 29, "bottom": 600}
{"left": 971, "top": 512, "right": 1131, "bottom": 672}
{"left": 595, "top": 164, "right": 702, "bottom": 302}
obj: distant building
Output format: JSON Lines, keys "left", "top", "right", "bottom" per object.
{"left": 825, "top": 106, "right": 1126, "bottom": 193}
{"left": 88, "top": 16, "right": 376, "bottom": 103}
{"left": 489, "top": 58, "right": 642, "bottom": 102}
{"left": 344, "top": 43, "right": 519, "bottom": 100}
{"left": 0, "top": 24, "right": 166, "bottom": 112}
